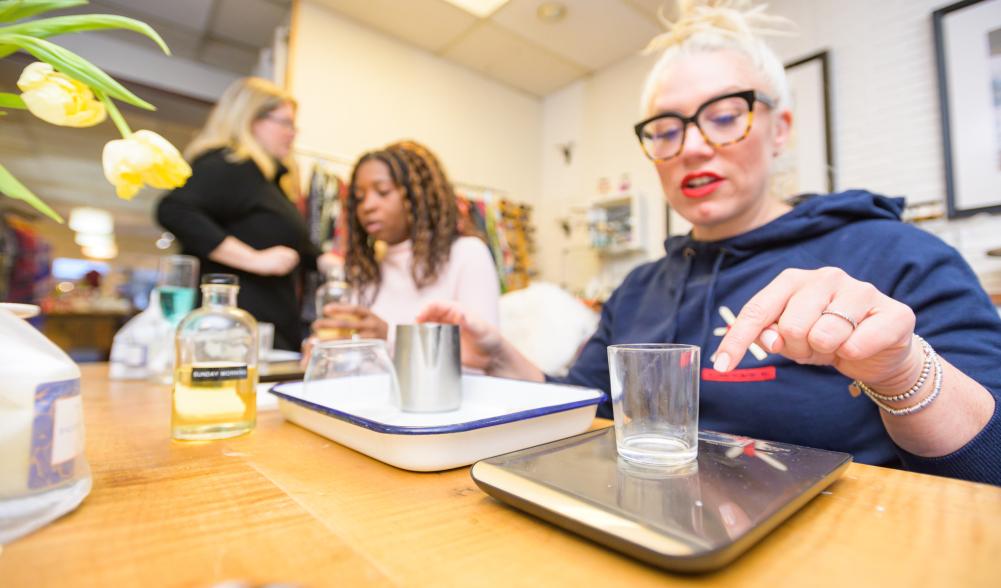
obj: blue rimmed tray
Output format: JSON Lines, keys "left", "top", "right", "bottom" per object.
{"left": 270, "top": 375, "right": 604, "bottom": 471}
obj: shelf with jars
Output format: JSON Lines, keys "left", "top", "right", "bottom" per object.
{"left": 587, "top": 193, "right": 644, "bottom": 255}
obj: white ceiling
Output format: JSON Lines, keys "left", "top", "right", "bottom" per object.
{"left": 312, "top": 0, "right": 669, "bottom": 96}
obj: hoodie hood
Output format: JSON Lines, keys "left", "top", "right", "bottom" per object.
{"left": 664, "top": 190, "right": 905, "bottom": 260}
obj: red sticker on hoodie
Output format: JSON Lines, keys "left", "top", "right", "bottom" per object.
{"left": 702, "top": 366, "right": 776, "bottom": 382}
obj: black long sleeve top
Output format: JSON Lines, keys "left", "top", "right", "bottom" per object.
{"left": 155, "top": 148, "right": 319, "bottom": 350}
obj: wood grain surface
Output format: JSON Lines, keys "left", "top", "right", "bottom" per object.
{"left": 1, "top": 364, "right": 999, "bottom": 587}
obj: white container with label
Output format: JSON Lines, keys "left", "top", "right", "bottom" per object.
{"left": 0, "top": 303, "right": 91, "bottom": 544}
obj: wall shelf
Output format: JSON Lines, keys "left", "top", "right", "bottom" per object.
{"left": 587, "top": 194, "right": 643, "bottom": 255}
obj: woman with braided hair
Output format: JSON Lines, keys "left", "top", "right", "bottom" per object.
{"left": 420, "top": 0, "right": 1001, "bottom": 484}
{"left": 311, "top": 140, "right": 499, "bottom": 342}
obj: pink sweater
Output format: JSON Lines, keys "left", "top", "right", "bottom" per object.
{"left": 368, "top": 237, "right": 500, "bottom": 342}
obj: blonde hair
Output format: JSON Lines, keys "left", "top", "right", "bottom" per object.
{"left": 640, "top": 0, "right": 795, "bottom": 116}
{"left": 185, "top": 77, "right": 297, "bottom": 184}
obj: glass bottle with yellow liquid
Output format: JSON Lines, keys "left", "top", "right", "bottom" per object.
{"left": 314, "top": 260, "right": 357, "bottom": 339}
{"left": 172, "top": 273, "right": 257, "bottom": 440}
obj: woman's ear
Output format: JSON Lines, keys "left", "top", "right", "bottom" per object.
{"left": 771, "top": 109, "right": 793, "bottom": 157}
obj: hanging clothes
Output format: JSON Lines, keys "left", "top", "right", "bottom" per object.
{"left": 4, "top": 216, "right": 50, "bottom": 304}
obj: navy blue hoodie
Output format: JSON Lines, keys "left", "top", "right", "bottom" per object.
{"left": 556, "top": 190, "right": 1001, "bottom": 485}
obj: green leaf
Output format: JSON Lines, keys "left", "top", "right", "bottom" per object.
{"left": 0, "top": 163, "right": 63, "bottom": 223}
{"left": 0, "top": 33, "right": 155, "bottom": 110}
{"left": 0, "top": 92, "right": 26, "bottom": 109}
{"left": 0, "top": 0, "right": 88, "bottom": 23}
{"left": 0, "top": 14, "right": 170, "bottom": 55}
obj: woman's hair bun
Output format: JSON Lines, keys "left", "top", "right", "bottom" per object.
{"left": 644, "top": 0, "right": 796, "bottom": 55}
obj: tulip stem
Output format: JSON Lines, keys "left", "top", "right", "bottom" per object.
{"left": 96, "top": 89, "right": 132, "bottom": 138}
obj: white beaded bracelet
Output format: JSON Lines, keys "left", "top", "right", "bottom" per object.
{"left": 852, "top": 339, "right": 944, "bottom": 417}
{"left": 851, "top": 336, "right": 933, "bottom": 403}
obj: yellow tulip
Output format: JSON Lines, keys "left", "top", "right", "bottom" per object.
{"left": 16, "top": 62, "right": 107, "bottom": 127}
{"left": 102, "top": 130, "right": 191, "bottom": 200}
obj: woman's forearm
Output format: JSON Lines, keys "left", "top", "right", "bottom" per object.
{"left": 489, "top": 340, "right": 546, "bottom": 382}
{"left": 208, "top": 236, "right": 260, "bottom": 273}
{"left": 881, "top": 357, "right": 995, "bottom": 457}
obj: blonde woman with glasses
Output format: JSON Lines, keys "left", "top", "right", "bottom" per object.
{"left": 421, "top": 0, "right": 1001, "bottom": 485}
{"left": 157, "top": 77, "right": 336, "bottom": 350}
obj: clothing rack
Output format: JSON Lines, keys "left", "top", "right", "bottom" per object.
{"left": 0, "top": 210, "right": 51, "bottom": 304}
{"left": 455, "top": 187, "right": 536, "bottom": 293}
{"left": 294, "top": 146, "right": 354, "bottom": 168}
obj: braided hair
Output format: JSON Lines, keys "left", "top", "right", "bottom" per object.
{"left": 345, "top": 140, "right": 461, "bottom": 303}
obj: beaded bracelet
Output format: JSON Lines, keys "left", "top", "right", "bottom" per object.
{"left": 851, "top": 336, "right": 933, "bottom": 403}
{"left": 851, "top": 336, "right": 944, "bottom": 417}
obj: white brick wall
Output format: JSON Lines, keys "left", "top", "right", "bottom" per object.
{"left": 768, "top": 0, "right": 948, "bottom": 202}
{"left": 766, "top": 0, "right": 1001, "bottom": 287}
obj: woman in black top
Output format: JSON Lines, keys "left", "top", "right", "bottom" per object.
{"left": 156, "top": 77, "right": 332, "bottom": 350}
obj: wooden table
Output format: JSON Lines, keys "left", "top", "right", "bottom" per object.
{"left": 2, "top": 365, "right": 1000, "bottom": 587}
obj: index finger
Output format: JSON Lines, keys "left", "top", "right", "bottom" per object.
{"left": 714, "top": 271, "right": 804, "bottom": 372}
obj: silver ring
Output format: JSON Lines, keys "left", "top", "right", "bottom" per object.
{"left": 821, "top": 309, "right": 857, "bottom": 330}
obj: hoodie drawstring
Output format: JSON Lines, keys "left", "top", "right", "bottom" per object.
{"left": 700, "top": 247, "right": 728, "bottom": 359}
{"left": 665, "top": 246, "right": 696, "bottom": 342}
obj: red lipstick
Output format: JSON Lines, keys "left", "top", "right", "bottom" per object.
{"left": 681, "top": 172, "right": 723, "bottom": 199}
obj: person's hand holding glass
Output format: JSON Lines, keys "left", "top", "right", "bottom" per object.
{"left": 311, "top": 262, "right": 387, "bottom": 340}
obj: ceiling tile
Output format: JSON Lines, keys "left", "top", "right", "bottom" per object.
{"left": 145, "top": 23, "right": 204, "bottom": 61}
{"left": 91, "top": 0, "right": 217, "bottom": 34}
{"left": 442, "top": 21, "right": 586, "bottom": 96}
{"left": 72, "top": 16, "right": 202, "bottom": 59}
{"left": 622, "top": 0, "right": 676, "bottom": 22}
{"left": 310, "top": 0, "right": 476, "bottom": 53}
{"left": 199, "top": 39, "right": 261, "bottom": 74}
{"left": 491, "top": 0, "right": 662, "bottom": 71}
{"left": 212, "top": 0, "right": 290, "bottom": 47}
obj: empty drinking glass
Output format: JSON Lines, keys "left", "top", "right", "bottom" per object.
{"left": 608, "top": 344, "right": 700, "bottom": 466}
{"left": 303, "top": 339, "right": 399, "bottom": 407}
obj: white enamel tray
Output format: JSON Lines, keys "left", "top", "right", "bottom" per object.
{"left": 263, "top": 349, "right": 301, "bottom": 363}
{"left": 269, "top": 375, "right": 605, "bottom": 472}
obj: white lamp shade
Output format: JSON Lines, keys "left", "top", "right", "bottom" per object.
{"left": 68, "top": 207, "right": 114, "bottom": 235}
{"left": 82, "top": 242, "right": 118, "bottom": 260}
{"left": 74, "top": 232, "right": 115, "bottom": 247}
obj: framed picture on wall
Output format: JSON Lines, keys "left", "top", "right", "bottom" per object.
{"left": 934, "top": 0, "right": 1001, "bottom": 218}
{"left": 772, "top": 51, "right": 834, "bottom": 200}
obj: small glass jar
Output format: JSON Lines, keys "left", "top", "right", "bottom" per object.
{"left": 314, "top": 261, "right": 357, "bottom": 339}
{"left": 172, "top": 274, "right": 257, "bottom": 441}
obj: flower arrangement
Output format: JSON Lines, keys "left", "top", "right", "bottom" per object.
{"left": 0, "top": 0, "right": 192, "bottom": 222}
